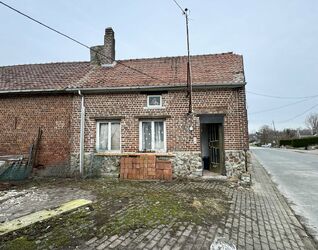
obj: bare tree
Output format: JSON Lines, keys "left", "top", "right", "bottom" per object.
{"left": 256, "top": 125, "right": 275, "bottom": 145}
{"left": 281, "top": 128, "right": 297, "bottom": 139}
{"left": 305, "top": 113, "right": 318, "bottom": 135}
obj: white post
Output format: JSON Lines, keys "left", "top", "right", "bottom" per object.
{"left": 78, "top": 90, "right": 85, "bottom": 176}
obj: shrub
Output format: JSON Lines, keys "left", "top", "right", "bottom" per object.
{"left": 279, "top": 139, "right": 292, "bottom": 146}
{"left": 279, "top": 137, "right": 318, "bottom": 148}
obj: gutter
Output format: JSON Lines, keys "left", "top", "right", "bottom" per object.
{"left": 0, "top": 82, "right": 246, "bottom": 95}
{"left": 66, "top": 83, "right": 246, "bottom": 94}
{"left": 0, "top": 89, "right": 67, "bottom": 94}
{"left": 78, "top": 90, "right": 85, "bottom": 177}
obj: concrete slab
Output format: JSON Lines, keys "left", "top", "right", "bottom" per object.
{"left": 0, "top": 199, "right": 92, "bottom": 236}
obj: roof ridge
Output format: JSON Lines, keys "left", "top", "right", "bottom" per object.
{"left": 0, "top": 52, "right": 242, "bottom": 68}
{"left": 117, "top": 52, "right": 241, "bottom": 63}
{"left": 0, "top": 61, "right": 90, "bottom": 68}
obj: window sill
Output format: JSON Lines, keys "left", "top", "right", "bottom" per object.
{"left": 95, "top": 152, "right": 175, "bottom": 157}
{"left": 95, "top": 151, "right": 121, "bottom": 155}
{"left": 143, "top": 107, "right": 166, "bottom": 110}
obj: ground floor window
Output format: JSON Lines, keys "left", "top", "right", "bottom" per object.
{"left": 139, "top": 120, "right": 166, "bottom": 152}
{"left": 96, "top": 121, "right": 120, "bottom": 151}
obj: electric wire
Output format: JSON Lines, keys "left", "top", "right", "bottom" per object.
{"left": 0, "top": 1, "right": 165, "bottom": 83}
{"left": 2, "top": 0, "right": 316, "bottom": 117}
{"left": 249, "top": 97, "right": 318, "bottom": 115}
{"left": 172, "top": 0, "right": 186, "bottom": 14}
{"left": 247, "top": 90, "right": 318, "bottom": 99}
{"left": 277, "top": 103, "right": 318, "bottom": 123}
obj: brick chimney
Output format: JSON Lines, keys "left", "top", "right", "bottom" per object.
{"left": 90, "top": 27, "right": 115, "bottom": 66}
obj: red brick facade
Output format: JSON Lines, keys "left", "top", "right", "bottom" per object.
{"left": 70, "top": 88, "right": 248, "bottom": 155}
{"left": 0, "top": 86, "right": 248, "bottom": 174}
{"left": 0, "top": 94, "right": 72, "bottom": 168}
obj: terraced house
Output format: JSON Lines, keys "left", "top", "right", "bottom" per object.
{"left": 0, "top": 28, "right": 249, "bottom": 179}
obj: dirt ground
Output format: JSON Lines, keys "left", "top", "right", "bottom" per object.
{"left": 0, "top": 178, "right": 231, "bottom": 250}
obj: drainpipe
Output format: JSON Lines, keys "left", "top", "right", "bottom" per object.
{"left": 78, "top": 90, "right": 85, "bottom": 177}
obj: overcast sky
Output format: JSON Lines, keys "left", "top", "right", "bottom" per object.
{"left": 0, "top": 0, "right": 317, "bottom": 132}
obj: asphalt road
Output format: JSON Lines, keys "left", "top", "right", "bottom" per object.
{"left": 251, "top": 147, "right": 318, "bottom": 242}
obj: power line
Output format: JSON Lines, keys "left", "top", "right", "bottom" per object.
{"left": 247, "top": 90, "right": 318, "bottom": 99}
{"left": 249, "top": 98, "right": 317, "bottom": 115}
{"left": 277, "top": 103, "right": 318, "bottom": 123}
{"left": 0, "top": 1, "right": 165, "bottom": 84}
{"left": 172, "top": 0, "right": 186, "bottom": 14}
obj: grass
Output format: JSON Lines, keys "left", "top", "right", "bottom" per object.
{"left": 4, "top": 237, "right": 36, "bottom": 250}
{"left": 0, "top": 178, "right": 231, "bottom": 249}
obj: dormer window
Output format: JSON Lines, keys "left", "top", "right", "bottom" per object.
{"left": 147, "top": 95, "right": 162, "bottom": 108}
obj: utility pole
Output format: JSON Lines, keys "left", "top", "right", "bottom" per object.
{"left": 272, "top": 120, "right": 278, "bottom": 146}
{"left": 172, "top": 1, "right": 193, "bottom": 114}
{"left": 184, "top": 8, "right": 193, "bottom": 114}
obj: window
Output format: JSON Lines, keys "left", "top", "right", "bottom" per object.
{"left": 139, "top": 120, "right": 166, "bottom": 152}
{"left": 96, "top": 121, "right": 120, "bottom": 151}
{"left": 147, "top": 95, "right": 162, "bottom": 108}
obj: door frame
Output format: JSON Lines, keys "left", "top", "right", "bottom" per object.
{"left": 199, "top": 114, "right": 225, "bottom": 175}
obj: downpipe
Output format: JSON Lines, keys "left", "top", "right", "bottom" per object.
{"left": 78, "top": 90, "right": 85, "bottom": 177}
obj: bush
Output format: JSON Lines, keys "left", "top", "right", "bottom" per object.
{"left": 280, "top": 139, "right": 292, "bottom": 146}
{"left": 279, "top": 136, "right": 318, "bottom": 148}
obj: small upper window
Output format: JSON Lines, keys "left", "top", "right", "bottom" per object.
{"left": 147, "top": 95, "right": 162, "bottom": 108}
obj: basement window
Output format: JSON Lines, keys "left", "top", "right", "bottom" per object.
{"left": 139, "top": 120, "right": 166, "bottom": 152}
{"left": 96, "top": 121, "right": 120, "bottom": 152}
{"left": 147, "top": 95, "right": 162, "bottom": 108}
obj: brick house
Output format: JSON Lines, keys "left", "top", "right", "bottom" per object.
{"left": 0, "top": 28, "right": 249, "bottom": 178}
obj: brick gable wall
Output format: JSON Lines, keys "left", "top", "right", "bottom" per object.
{"left": 0, "top": 94, "right": 72, "bottom": 168}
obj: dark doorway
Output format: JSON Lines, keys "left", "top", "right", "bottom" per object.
{"left": 200, "top": 115, "right": 225, "bottom": 175}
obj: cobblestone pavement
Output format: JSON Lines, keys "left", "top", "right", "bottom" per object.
{"left": 82, "top": 154, "right": 317, "bottom": 250}
{"left": 1, "top": 154, "right": 317, "bottom": 250}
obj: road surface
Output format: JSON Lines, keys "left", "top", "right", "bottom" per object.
{"left": 251, "top": 147, "right": 318, "bottom": 242}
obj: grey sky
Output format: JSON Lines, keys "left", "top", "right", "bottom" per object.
{"left": 0, "top": 0, "right": 317, "bottom": 132}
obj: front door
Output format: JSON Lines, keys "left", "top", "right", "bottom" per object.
{"left": 200, "top": 115, "right": 225, "bottom": 175}
{"left": 208, "top": 123, "right": 224, "bottom": 174}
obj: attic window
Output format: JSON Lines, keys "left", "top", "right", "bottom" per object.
{"left": 147, "top": 95, "right": 162, "bottom": 108}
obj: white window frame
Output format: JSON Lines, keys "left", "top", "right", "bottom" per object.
{"left": 139, "top": 120, "right": 167, "bottom": 152}
{"left": 147, "top": 95, "right": 162, "bottom": 108}
{"left": 96, "top": 121, "right": 121, "bottom": 152}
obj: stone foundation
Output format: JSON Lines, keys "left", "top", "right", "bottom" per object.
{"left": 61, "top": 150, "right": 250, "bottom": 180}
{"left": 69, "top": 153, "right": 120, "bottom": 178}
{"left": 69, "top": 152, "right": 203, "bottom": 179}
{"left": 224, "top": 150, "right": 250, "bottom": 177}
{"left": 172, "top": 152, "right": 202, "bottom": 178}
{"left": 92, "top": 155, "right": 120, "bottom": 177}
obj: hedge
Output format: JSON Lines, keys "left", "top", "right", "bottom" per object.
{"left": 280, "top": 139, "right": 292, "bottom": 146}
{"left": 279, "top": 136, "right": 318, "bottom": 148}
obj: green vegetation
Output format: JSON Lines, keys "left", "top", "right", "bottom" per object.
{"left": 280, "top": 136, "right": 318, "bottom": 148}
{"left": 0, "top": 179, "right": 230, "bottom": 249}
{"left": 4, "top": 237, "right": 36, "bottom": 250}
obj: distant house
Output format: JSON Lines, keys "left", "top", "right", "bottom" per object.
{"left": 0, "top": 28, "right": 249, "bottom": 178}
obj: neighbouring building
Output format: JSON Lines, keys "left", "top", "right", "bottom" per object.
{"left": 0, "top": 28, "right": 249, "bottom": 179}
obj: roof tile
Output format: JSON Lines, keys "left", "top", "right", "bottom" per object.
{"left": 0, "top": 53, "right": 244, "bottom": 92}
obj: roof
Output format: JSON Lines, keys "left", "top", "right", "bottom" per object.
{"left": 0, "top": 53, "right": 245, "bottom": 93}
{"left": 0, "top": 62, "right": 91, "bottom": 92}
